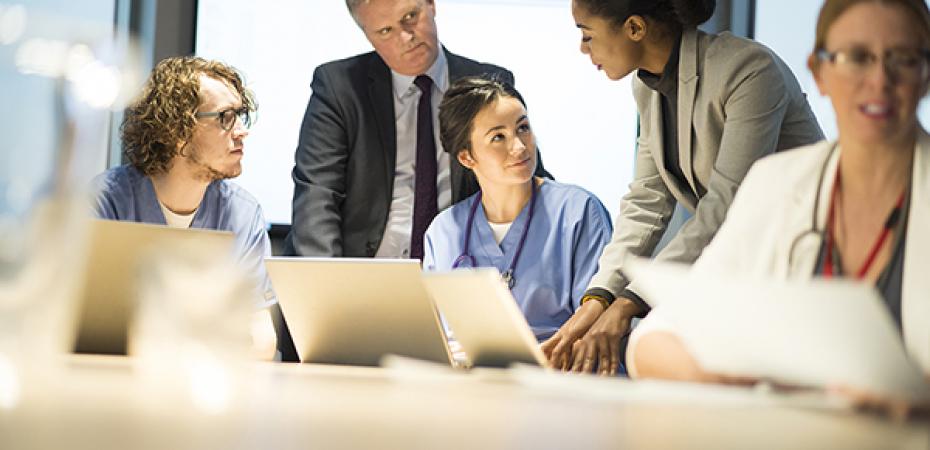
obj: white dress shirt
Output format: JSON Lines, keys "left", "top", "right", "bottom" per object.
{"left": 375, "top": 48, "right": 452, "bottom": 258}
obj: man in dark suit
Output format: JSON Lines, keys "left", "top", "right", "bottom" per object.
{"left": 284, "top": 0, "right": 549, "bottom": 258}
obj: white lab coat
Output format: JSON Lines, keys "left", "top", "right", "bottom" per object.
{"left": 682, "top": 130, "right": 930, "bottom": 372}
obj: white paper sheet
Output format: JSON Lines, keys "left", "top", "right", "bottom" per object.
{"left": 625, "top": 259, "right": 930, "bottom": 401}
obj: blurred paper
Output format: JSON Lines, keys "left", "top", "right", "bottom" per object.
{"left": 625, "top": 259, "right": 930, "bottom": 401}
{"left": 509, "top": 364, "right": 852, "bottom": 411}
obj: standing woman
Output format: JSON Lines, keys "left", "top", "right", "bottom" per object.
{"left": 423, "top": 76, "right": 612, "bottom": 342}
{"left": 544, "top": 0, "right": 825, "bottom": 374}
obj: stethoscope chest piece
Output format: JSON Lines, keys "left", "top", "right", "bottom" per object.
{"left": 501, "top": 269, "right": 515, "bottom": 289}
{"left": 453, "top": 181, "right": 539, "bottom": 291}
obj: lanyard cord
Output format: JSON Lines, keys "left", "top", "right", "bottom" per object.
{"left": 823, "top": 167, "right": 906, "bottom": 279}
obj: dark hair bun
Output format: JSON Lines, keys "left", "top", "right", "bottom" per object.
{"left": 669, "top": 0, "right": 716, "bottom": 27}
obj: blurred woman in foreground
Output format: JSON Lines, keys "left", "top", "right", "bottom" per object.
{"left": 629, "top": 0, "right": 930, "bottom": 415}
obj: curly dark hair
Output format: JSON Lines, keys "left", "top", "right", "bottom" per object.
{"left": 121, "top": 56, "right": 255, "bottom": 176}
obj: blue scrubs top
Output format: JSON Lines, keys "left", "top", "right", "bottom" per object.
{"left": 423, "top": 180, "right": 612, "bottom": 341}
{"left": 92, "top": 165, "right": 276, "bottom": 308}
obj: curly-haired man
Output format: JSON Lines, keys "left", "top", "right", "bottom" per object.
{"left": 92, "top": 56, "right": 290, "bottom": 360}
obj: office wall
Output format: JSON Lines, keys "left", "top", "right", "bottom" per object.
{"left": 196, "top": 0, "right": 637, "bottom": 225}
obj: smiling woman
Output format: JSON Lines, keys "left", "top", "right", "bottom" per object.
{"left": 423, "top": 75, "right": 613, "bottom": 344}
{"left": 629, "top": 0, "right": 930, "bottom": 416}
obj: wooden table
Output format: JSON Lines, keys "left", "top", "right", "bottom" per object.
{"left": 0, "top": 355, "right": 926, "bottom": 450}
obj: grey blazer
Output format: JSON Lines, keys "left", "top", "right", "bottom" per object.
{"left": 589, "top": 29, "right": 825, "bottom": 298}
{"left": 284, "top": 48, "right": 550, "bottom": 257}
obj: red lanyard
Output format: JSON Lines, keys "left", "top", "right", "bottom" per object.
{"left": 823, "top": 168, "right": 906, "bottom": 279}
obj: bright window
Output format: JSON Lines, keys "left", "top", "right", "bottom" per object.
{"left": 196, "top": 0, "right": 638, "bottom": 224}
{"left": 1, "top": 0, "right": 116, "bottom": 218}
{"left": 755, "top": 0, "right": 930, "bottom": 140}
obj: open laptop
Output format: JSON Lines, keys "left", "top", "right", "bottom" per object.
{"left": 421, "top": 269, "right": 548, "bottom": 368}
{"left": 624, "top": 259, "right": 930, "bottom": 401}
{"left": 73, "top": 219, "right": 235, "bottom": 355}
{"left": 265, "top": 257, "right": 453, "bottom": 366}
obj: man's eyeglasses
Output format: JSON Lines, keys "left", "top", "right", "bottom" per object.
{"left": 195, "top": 106, "right": 253, "bottom": 131}
{"left": 816, "top": 47, "right": 930, "bottom": 82}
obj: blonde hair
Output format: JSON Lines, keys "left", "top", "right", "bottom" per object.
{"left": 813, "top": 0, "right": 930, "bottom": 54}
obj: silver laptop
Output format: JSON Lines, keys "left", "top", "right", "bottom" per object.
{"left": 73, "top": 219, "right": 235, "bottom": 355}
{"left": 421, "top": 269, "right": 548, "bottom": 368}
{"left": 265, "top": 257, "right": 452, "bottom": 366}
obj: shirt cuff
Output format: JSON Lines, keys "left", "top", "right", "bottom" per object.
{"left": 620, "top": 288, "right": 651, "bottom": 318}
{"left": 582, "top": 287, "right": 616, "bottom": 305}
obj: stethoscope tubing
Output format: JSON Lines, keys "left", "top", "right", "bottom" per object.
{"left": 452, "top": 180, "right": 539, "bottom": 289}
{"left": 787, "top": 142, "right": 838, "bottom": 269}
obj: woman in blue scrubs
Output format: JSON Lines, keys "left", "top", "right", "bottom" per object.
{"left": 423, "top": 76, "right": 613, "bottom": 341}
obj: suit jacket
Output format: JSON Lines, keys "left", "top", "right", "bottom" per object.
{"left": 590, "top": 28, "right": 825, "bottom": 298}
{"left": 284, "top": 48, "right": 549, "bottom": 257}
{"left": 692, "top": 131, "right": 930, "bottom": 372}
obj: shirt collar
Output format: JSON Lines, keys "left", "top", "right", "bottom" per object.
{"left": 391, "top": 45, "right": 449, "bottom": 100}
{"left": 637, "top": 34, "right": 682, "bottom": 95}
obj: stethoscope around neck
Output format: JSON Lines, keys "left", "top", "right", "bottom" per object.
{"left": 786, "top": 141, "right": 909, "bottom": 270}
{"left": 452, "top": 180, "right": 539, "bottom": 290}
{"left": 787, "top": 142, "right": 839, "bottom": 270}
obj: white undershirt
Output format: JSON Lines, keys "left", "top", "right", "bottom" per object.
{"left": 487, "top": 221, "right": 512, "bottom": 245}
{"left": 375, "top": 48, "right": 451, "bottom": 258}
{"left": 159, "top": 202, "right": 196, "bottom": 229}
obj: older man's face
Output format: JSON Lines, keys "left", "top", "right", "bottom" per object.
{"left": 355, "top": 0, "right": 440, "bottom": 76}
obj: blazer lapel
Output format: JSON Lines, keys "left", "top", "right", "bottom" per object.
{"left": 785, "top": 144, "right": 838, "bottom": 278}
{"left": 442, "top": 47, "right": 467, "bottom": 204}
{"left": 644, "top": 91, "right": 668, "bottom": 178}
{"left": 446, "top": 47, "right": 469, "bottom": 79}
{"left": 678, "top": 29, "right": 700, "bottom": 195}
{"left": 641, "top": 81, "right": 695, "bottom": 209}
{"left": 902, "top": 129, "right": 930, "bottom": 372}
{"left": 367, "top": 54, "right": 397, "bottom": 193}
{"left": 446, "top": 49, "right": 474, "bottom": 202}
